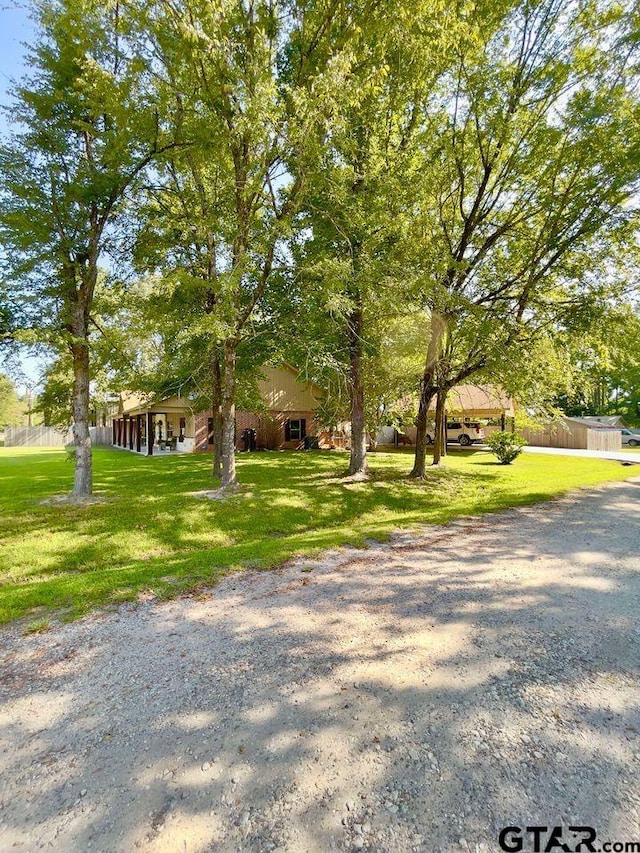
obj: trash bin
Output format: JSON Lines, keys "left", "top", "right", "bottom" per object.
{"left": 303, "top": 435, "right": 319, "bottom": 450}
{"left": 242, "top": 428, "right": 257, "bottom": 451}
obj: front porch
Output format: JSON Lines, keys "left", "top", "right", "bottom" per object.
{"left": 112, "top": 397, "right": 196, "bottom": 455}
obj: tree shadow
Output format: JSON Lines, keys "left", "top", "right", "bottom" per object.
{"left": 1, "top": 480, "right": 639, "bottom": 851}
{"left": 0, "top": 448, "right": 636, "bottom": 624}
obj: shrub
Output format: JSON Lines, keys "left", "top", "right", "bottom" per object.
{"left": 487, "top": 430, "right": 527, "bottom": 464}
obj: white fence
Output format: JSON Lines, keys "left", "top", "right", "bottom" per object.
{"left": 4, "top": 426, "right": 113, "bottom": 447}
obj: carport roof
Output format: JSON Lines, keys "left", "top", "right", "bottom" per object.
{"left": 430, "top": 384, "right": 515, "bottom": 418}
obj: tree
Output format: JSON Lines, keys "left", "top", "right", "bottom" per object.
{"left": 142, "top": 0, "right": 366, "bottom": 487}
{"left": 405, "top": 0, "right": 640, "bottom": 476}
{"left": 0, "top": 374, "right": 25, "bottom": 428}
{"left": 557, "top": 302, "right": 640, "bottom": 425}
{"left": 295, "top": 0, "right": 472, "bottom": 477}
{"left": 0, "top": 0, "right": 177, "bottom": 497}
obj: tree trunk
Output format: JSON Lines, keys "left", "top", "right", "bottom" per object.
{"left": 440, "top": 402, "right": 448, "bottom": 457}
{"left": 211, "top": 350, "right": 223, "bottom": 479}
{"left": 410, "top": 311, "right": 447, "bottom": 478}
{"left": 213, "top": 410, "right": 223, "bottom": 478}
{"left": 432, "top": 389, "right": 447, "bottom": 466}
{"left": 220, "top": 339, "right": 237, "bottom": 488}
{"left": 410, "top": 385, "right": 436, "bottom": 478}
{"left": 70, "top": 309, "right": 92, "bottom": 497}
{"left": 347, "top": 303, "right": 368, "bottom": 477}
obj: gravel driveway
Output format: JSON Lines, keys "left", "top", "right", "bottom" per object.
{"left": 1, "top": 479, "right": 639, "bottom": 853}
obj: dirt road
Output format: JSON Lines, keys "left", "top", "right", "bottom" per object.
{"left": 1, "top": 479, "right": 639, "bottom": 852}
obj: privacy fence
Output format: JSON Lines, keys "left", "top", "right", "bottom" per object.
{"left": 4, "top": 426, "right": 112, "bottom": 447}
{"left": 521, "top": 422, "right": 622, "bottom": 451}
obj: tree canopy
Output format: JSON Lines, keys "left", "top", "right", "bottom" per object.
{"left": 2, "top": 0, "right": 639, "bottom": 491}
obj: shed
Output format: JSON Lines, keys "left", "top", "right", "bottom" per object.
{"left": 521, "top": 417, "right": 622, "bottom": 451}
{"left": 573, "top": 415, "right": 629, "bottom": 429}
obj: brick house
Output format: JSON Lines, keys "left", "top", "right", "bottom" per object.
{"left": 110, "top": 364, "right": 322, "bottom": 455}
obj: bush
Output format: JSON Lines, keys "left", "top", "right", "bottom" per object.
{"left": 486, "top": 430, "right": 527, "bottom": 464}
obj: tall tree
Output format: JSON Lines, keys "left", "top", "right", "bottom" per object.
{"left": 405, "top": 0, "right": 640, "bottom": 476}
{"left": 296, "top": 0, "right": 473, "bottom": 476}
{"left": 0, "top": 0, "right": 176, "bottom": 496}
{"left": 143, "top": 0, "right": 362, "bottom": 487}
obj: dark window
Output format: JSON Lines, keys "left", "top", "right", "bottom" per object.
{"left": 286, "top": 419, "right": 306, "bottom": 440}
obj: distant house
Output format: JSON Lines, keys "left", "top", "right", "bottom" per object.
{"left": 110, "top": 364, "right": 323, "bottom": 455}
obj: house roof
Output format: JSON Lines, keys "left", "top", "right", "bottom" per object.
{"left": 118, "top": 393, "right": 194, "bottom": 416}
{"left": 565, "top": 416, "right": 623, "bottom": 430}
{"left": 574, "top": 415, "right": 628, "bottom": 428}
{"left": 431, "top": 385, "right": 515, "bottom": 418}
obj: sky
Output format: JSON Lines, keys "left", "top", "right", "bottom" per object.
{"left": 0, "top": 2, "right": 41, "bottom": 388}
{"left": 0, "top": 1, "right": 35, "bottom": 129}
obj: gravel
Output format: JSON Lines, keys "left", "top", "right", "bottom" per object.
{"left": 1, "top": 478, "right": 639, "bottom": 852}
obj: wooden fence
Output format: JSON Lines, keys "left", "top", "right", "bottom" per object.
{"left": 586, "top": 429, "right": 622, "bottom": 452}
{"left": 522, "top": 419, "right": 622, "bottom": 451}
{"left": 4, "top": 426, "right": 113, "bottom": 447}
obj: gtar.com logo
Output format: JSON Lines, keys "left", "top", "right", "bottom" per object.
{"left": 498, "top": 826, "right": 640, "bottom": 853}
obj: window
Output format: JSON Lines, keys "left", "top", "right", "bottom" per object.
{"left": 285, "top": 419, "right": 306, "bottom": 440}
{"left": 207, "top": 417, "right": 214, "bottom": 444}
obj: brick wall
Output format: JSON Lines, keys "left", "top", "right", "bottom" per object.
{"left": 192, "top": 409, "right": 319, "bottom": 452}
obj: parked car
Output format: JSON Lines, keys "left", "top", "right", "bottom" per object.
{"left": 621, "top": 428, "right": 640, "bottom": 447}
{"left": 426, "top": 421, "right": 486, "bottom": 446}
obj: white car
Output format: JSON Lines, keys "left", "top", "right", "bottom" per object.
{"left": 621, "top": 428, "right": 640, "bottom": 447}
{"left": 426, "top": 421, "right": 486, "bottom": 446}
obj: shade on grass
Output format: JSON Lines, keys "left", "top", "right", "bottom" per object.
{"left": 0, "top": 446, "right": 637, "bottom": 625}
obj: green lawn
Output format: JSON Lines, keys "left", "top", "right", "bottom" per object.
{"left": 0, "top": 446, "right": 637, "bottom": 626}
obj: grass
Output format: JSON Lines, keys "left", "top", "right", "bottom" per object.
{"left": 0, "top": 445, "right": 637, "bottom": 626}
